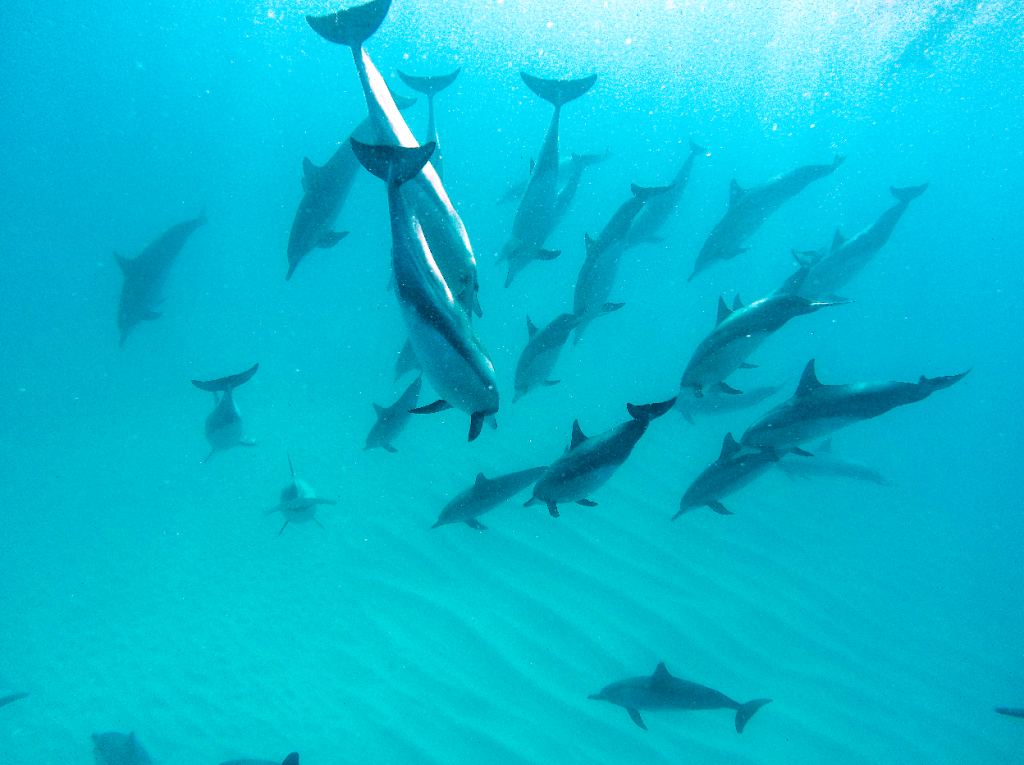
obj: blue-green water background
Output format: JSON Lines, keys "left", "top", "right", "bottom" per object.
{"left": 2, "top": 0, "right": 1023, "bottom": 762}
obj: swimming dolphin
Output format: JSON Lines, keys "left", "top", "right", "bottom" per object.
{"left": 92, "top": 731, "right": 153, "bottom": 765}
{"left": 690, "top": 155, "right": 844, "bottom": 281}
{"left": 679, "top": 293, "right": 847, "bottom": 398}
{"left": 675, "top": 383, "right": 785, "bottom": 425}
{"left": 588, "top": 663, "right": 771, "bottom": 733}
{"left": 191, "top": 363, "right": 259, "bottom": 461}
{"left": 775, "top": 438, "right": 891, "bottom": 485}
{"left": 496, "top": 149, "right": 611, "bottom": 206}
{"left": 513, "top": 313, "right": 581, "bottom": 402}
{"left": 996, "top": 707, "right": 1024, "bottom": 719}
{"left": 498, "top": 72, "right": 598, "bottom": 287}
{"left": 573, "top": 183, "right": 670, "bottom": 343}
{"left": 115, "top": 211, "right": 206, "bottom": 345}
{"left": 396, "top": 68, "right": 460, "bottom": 180}
{"left": 525, "top": 398, "right": 676, "bottom": 517}
{"left": 364, "top": 375, "right": 422, "bottom": 452}
{"left": 673, "top": 433, "right": 778, "bottom": 518}
{"left": 220, "top": 755, "right": 299, "bottom": 765}
{"left": 625, "top": 138, "right": 705, "bottom": 249}
{"left": 740, "top": 359, "right": 970, "bottom": 454}
{"left": 432, "top": 467, "right": 548, "bottom": 530}
{"left": 787, "top": 184, "right": 929, "bottom": 300}
{"left": 307, "top": 0, "right": 481, "bottom": 317}
{"left": 268, "top": 456, "right": 336, "bottom": 535}
{"left": 0, "top": 692, "right": 28, "bottom": 709}
{"left": 350, "top": 139, "right": 498, "bottom": 441}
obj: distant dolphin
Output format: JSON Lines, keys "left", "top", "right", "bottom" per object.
{"left": 364, "top": 376, "right": 422, "bottom": 452}
{"left": 432, "top": 467, "right": 547, "bottom": 530}
{"left": 625, "top": 138, "right": 705, "bottom": 249}
{"left": 589, "top": 663, "right": 771, "bottom": 732}
{"left": 675, "top": 383, "right": 785, "bottom": 425}
{"left": 741, "top": 359, "right": 970, "bottom": 455}
{"left": 0, "top": 692, "right": 28, "bottom": 709}
{"left": 690, "top": 155, "right": 844, "bottom": 281}
{"left": 220, "top": 755, "right": 299, "bottom": 765}
{"left": 788, "top": 184, "right": 929, "bottom": 300}
{"left": 191, "top": 363, "right": 259, "bottom": 462}
{"left": 307, "top": 0, "right": 481, "bottom": 317}
{"left": 525, "top": 398, "right": 676, "bottom": 517}
{"left": 350, "top": 139, "right": 498, "bottom": 441}
{"left": 498, "top": 72, "right": 598, "bottom": 287}
{"left": 513, "top": 313, "right": 581, "bottom": 402}
{"left": 268, "top": 456, "right": 336, "bottom": 535}
{"left": 496, "top": 149, "right": 611, "bottom": 206}
{"left": 573, "top": 183, "right": 670, "bottom": 343}
{"left": 92, "top": 731, "right": 153, "bottom": 765}
{"left": 115, "top": 211, "right": 206, "bottom": 345}
{"left": 679, "top": 293, "right": 847, "bottom": 398}
{"left": 995, "top": 707, "right": 1024, "bottom": 719}
{"left": 775, "top": 438, "right": 891, "bottom": 485}
{"left": 673, "top": 433, "right": 778, "bottom": 518}
{"left": 396, "top": 68, "right": 460, "bottom": 180}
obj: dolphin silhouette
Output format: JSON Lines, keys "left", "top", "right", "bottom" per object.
{"left": 364, "top": 376, "right": 422, "bottom": 452}
{"left": 396, "top": 68, "right": 460, "bottom": 180}
{"left": 432, "top": 467, "right": 547, "bottom": 530}
{"left": 191, "top": 363, "right": 259, "bottom": 462}
{"left": 268, "top": 456, "right": 336, "bottom": 535}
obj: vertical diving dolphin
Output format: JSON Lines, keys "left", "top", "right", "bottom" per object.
{"left": 498, "top": 72, "right": 598, "bottom": 287}
{"left": 191, "top": 363, "right": 259, "bottom": 462}
{"left": 497, "top": 149, "right": 611, "bottom": 206}
{"left": 513, "top": 313, "right": 581, "bottom": 402}
{"left": 525, "top": 398, "right": 677, "bottom": 517}
{"left": 115, "top": 211, "right": 207, "bottom": 346}
{"left": 268, "top": 456, "right": 337, "bottom": 535}
{"left": 690, "top": 155, "right": 844, "bottom": 281}
{"left": 626, "top": 138, "right": 705, "bottom": 249}
{"left": 350, "top": 139, "right": 498, "bottom": 441}
{"left": 364, "top": 375, "right": 422, "bottom": 452}
{"left": 396, "top": 68, "right": 460, "bottom": 180}
{"left": 589, "top": 663, "right": 771, "bottom": 733}
{"left": 431, "top": 466, "right": 548, "bottom": 530}
{"left": 306, "top": 0, "right": 481, "bottom": 317}
{"left": 673, "top": 433, "right": 778, "bottom": 518}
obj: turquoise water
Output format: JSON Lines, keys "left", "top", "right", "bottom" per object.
{"left": 2, "top": 0, "right": 1023, "bottom": 762}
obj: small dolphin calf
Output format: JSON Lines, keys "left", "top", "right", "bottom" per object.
{"left": 675, "top": 383, "right": 785, "bottom": 425}
{"left": 573, "top": 183, "right": 670, "bottom": 344}
{"left": 432, "top": 467, "right": 547, "bottom": 530}
{"left": 92, "top": 731, "right": 153, "bottom": 765}
{"left": 741, "top": 359, "right": 969, "bottom": 454}
{"left": 365, "top": 376, "right": 422, "bottom": 452}
{"left": 589, "top": 663, "right": 771, "bottom": 732}
{"left": 396, "top": 68, "right": 460, "bottom": 180}
{"left": 626, "top": 138, "right": 705, "bottom": 249}
{"left": 673, "top": 433, "right": 778, "bottom": 518}
{"left": 679, "top": 293, "right": 847, "bottom": 398}
{"left": 776, "top": 438, "right": 891, "bottom": 485}
{"left": 0, "top": 692, "right": 28, "bottom": 708}
{"left": 690, "top": 155, "right": 844, "bottom": 281}
{"left": 269, "top": 456, "right": 336, "bottom": 535}
{"left": 220, "top": 755, "right": 299, "bottom": 765}
{"left": 115, "top": 211, "right": 207, "bottom": 345}
{"left": 513, "top": 313, "right": 581, "bottom": 402}
{"left": 191, "top": 363, "right": 259, "bottom": 461}
{"left": 525, "top": 398, "right": 676, "bottom": 517}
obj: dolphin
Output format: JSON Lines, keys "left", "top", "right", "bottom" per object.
{"left": 588, "top": 663, "right": 771, "bottom": 733}
{"left": 268, "top": 456, "right": 336, "bottom": 535}
{"left": 673, "top": 433, "right": 778, "bottom": 518}
{"left": 788, "top": 184, "right": 929, "bottom": 300}
{"left": 350, "top": 139, "right": 499, "bottom": 441}
{"left": 396, "top": 68, "right": 460, "bottom": 180}
{"left": 525, "top": 398, "right": 676, "bottom": 517}
{"left": 307, "top": 0, "right": 481, "bottom": 317}
{"left": 498, "top": 72, "right": 598, "bottom": 287}
{"left": 740, "top": 359, "right": 970, "bottom": 454}
{"left": 432, "top": 467, "right": 548, "bottom": 530}
{"left": 0, "top": 692, "right": 28, "bottom": 709}
{"left": 679, "top": 293, "right": 848, "bottom": 398}
{"left": 496, "top": 149, "right": 611, "bottom": 206}
{"left": 115, "top": 211, "right": 206, "bottom": 345}
{"left": 92, "top": 731, "right": 153, "bottom": 765}
{"left": 191, "top": 363, "right": 259, "bottom": 462}
{"left": 513, "top": 313, "right": 581, "bottom": 402}
{"left": 690, "top": 155, "right": 844, "bottom": 281}
{"left": 775, "top": 438, "right": 892, "bottom": 485}
{"left": 364, "top": 375, "right": 422, "bottom": 452}
{"left": 573, "top": 183, "right": 670, "bottom": 343}
{"left": 995, "top": 707, "right": 1024, "bottom": 719}
{"left": 625, "top": 138, "right": 705, "bottom": 249}
{"left": 220, "top": 756, "right": 299, "bottom": 765}
{"left": 675, "top": 383, "right": 785, "bottom": 425}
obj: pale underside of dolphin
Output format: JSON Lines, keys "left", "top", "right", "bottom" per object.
{"left": 192, "top": 363, "right": 259, "bottom": 462}
{"left": 269, "top": 456, "right": 336, "bottom": 535}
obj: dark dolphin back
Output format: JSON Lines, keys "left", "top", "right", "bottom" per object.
{"left": 306, "top": 0, "right": 391, "bottom": 47}
{"left": 192, "top": 363, "right": 259, "bottom": 393}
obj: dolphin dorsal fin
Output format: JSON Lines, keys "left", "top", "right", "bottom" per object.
{"left": 720, "top": 433, "right": 742, "bottom": 460}
{"left": 282, "top": 754, "right": 300, "bottom": 765}
{"left": 729, "top": 179, "right": 745, "bottom": 207}
{"left": 831, "top": 229, "right": 847, "bottom": 251}
{"left": 651, "top": 663, "right": 673, "bottom": 687}
{"left": 474, "top": 472, "right": 489, "bottom": 487}
{"left": 570, "top": 420, "right": 588, "bottom": 450}
{"left": 526, "top": 316, "right": 538, "bottom": 339}
{"left": 114, "top": 252, "right": 131, "bottom": 273}
{"left": 529, "top": 157, "right": 535, "bottom": 175}
{"left": 584, "top": 233, "right": 595, "bottom": 252}
{"left": 818, "top": 437, "right": 833, "bottom": 453}
{"left": 302, "top": 157, "right": 321, "bottom": 191}
{"left": 372, "top": 403, "right": 385, "bottom": 416}
{"left": 732, "top": 294, "right": 744, "bottom": 311}
{"left": 796, "top": 359, "right": 822, "bottom": 397}
{"left": 716, "top": 296, "right": 731, "bottom": 325}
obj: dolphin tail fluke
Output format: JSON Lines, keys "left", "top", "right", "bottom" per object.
{"left": 626, "top": 397, "right": 678, "bottom": 423}
{"left": 735, "top": 698, "right": 772, "bottom": 733}
{"left": 306, "top": 0, "right": 392, "bottom": 47}
{"left": 890, "top": 183, "right": 929, "bottom": 203}
{"left": 196, "top": 207, "right": 209, "bottom": 226}
{"left": 191, "top": 363, "right": 259, "bottom": 393}
{"left": 520, "top": 72, "right": 598, "bottom": 107}
{"left": 397, "top": 68, "right": 460, "bottom": 96}
{"left": 350, "top": 139, "right": 436, "bottom": 186}
{"left": 689, "top": 138, "right": 706, "bottom": 155}
{"left": 830, "top": 154, "right": 846, "bottom": 171}
{"left": 630, "top": 183, "right": 672, "bottom": 201}
{"left": 919, "top": 369, "right": 970, "bottom": 394}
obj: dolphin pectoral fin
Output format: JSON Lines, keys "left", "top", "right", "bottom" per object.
{"left": 0, "top": 693, "right": 28, "bottom": 708}
{"left": 576, "top": 499, "right": 598, "bottom": 507}
{"left": 314, "top": 517, "right": 327, "bottom": 531}
{"left": 468, "top": 412, "right": 485, "bottom": 442}
{"left": 709, "top": 501, "right": 733, "bottom": 515}
{"left": 202, "top": 449, "right": 216, "bottom": 463}
{"left": 735, "top": 699, "right": 772, "bottom": 733}
{"left": 317, "top": 230, "right": 349, "bottom": 248}
{"left": 626, "top": 708, "right": 648, "bottom": 730}
{"left": 486, "top": 414, "right": 497, "bottom": 430}
{"left": 278, "top": 520, "right": 290, "bottom": 535}
{"left": 465, "top": 519, "right": 487, "bottom": 530}
{"left": 473, "top": 290, "right": 483, "bottom": 318}
{"left": 142, "top": 309, "right": 162, "bottom": 321}
{"left": 411, "top": 399, "right": 452, "bottom": 415}
{"left": 790, "top": 447, "right": 814, "bottom": 457}
{"left": 547, "top": 502, "right": 559, "bottom": 518}
{"left": 543, "top": 379, "right": 560, "bottom": 387}
{"left": 383, "top": 444, "right": 398, "bottom": 454}
{"left": 739, "top": 362, "right": 758, "bottom": 369}
{"left": 537, "top": 249, "right": 561, "bottom": 261}
{"left": 601, "top": 302, "right": 625, "bottom": 314}
{"left": 717, "top": 382, "right": 743, "bottom": 395}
